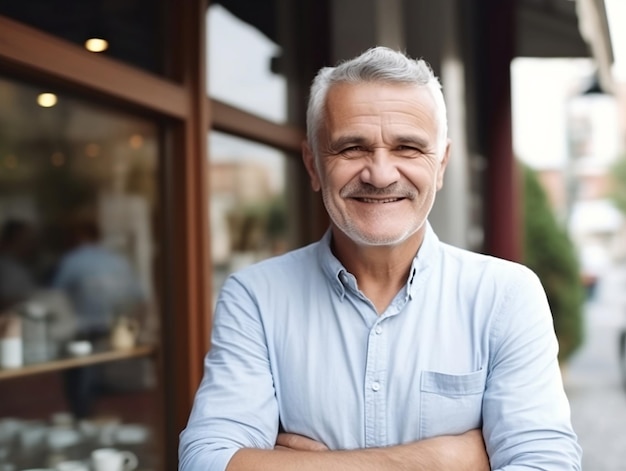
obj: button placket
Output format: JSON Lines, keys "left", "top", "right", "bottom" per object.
{"left": 364, "top": 319, "right": 388, "bottom": 447}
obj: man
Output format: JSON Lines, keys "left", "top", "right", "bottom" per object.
{"left": 180, "top": 47, "right": 582, "bottom": 470}
{"left": 52, "top": 217, "right": 147, "bottom": 417}
{"left": 52, "top": 218, "right": 145, "bottom": 339}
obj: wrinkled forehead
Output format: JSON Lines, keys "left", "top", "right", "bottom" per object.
{"left": 319, "top": 81, "right": 447, "bottom": 154}
{"left": 324, "top": 82, "right": 440, "bottom": 128}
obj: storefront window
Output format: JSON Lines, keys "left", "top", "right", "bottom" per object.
{"left": 0, "top": 0, "right": 166, "bottom": 75}
{"left": 210, "top": 131, "right": 293, "bottom": 298}
{"left": 207, "top": 2, "right": 287, "bottom": 123}
{"left": 0, "top": 75, "right": 162, "bottom": 469}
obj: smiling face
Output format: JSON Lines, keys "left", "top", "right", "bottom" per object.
{"left": 303, "top": 82, "right": 450, "bottom": 248}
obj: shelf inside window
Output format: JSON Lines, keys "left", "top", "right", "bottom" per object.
{"left": 0, "top": 345, "right": 157, "bottom": 381}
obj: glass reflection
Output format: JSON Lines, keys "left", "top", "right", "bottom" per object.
{"left": 210, "top": 131, "right": 292, "bottom": 298}
{"left": 207, "top": 3, "right": 287, "bottom": 123}
{"left": 0, "top": 75, "right": 161, "bottom": 469}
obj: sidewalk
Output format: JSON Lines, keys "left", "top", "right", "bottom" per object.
{"left": 563, "top": 264, "right": 626, "bottom": 470}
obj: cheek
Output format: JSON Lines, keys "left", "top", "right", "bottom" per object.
{"left": 403, "top": 162, "right": 440, "bottom": 187}
{"left": 324, "top": 161, "right": 360, "bottom": 189}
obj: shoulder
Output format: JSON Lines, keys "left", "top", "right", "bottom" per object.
{"left": 436, "top": 242, "right": 545, "bottom": 303}
{"left": 213, "top": 241, "right": 326, "bottom": 326}
{"left": 223, "top": 240, "right": 323, "bottom": 292}
{"left": 440, "top": 242, "right": 539, "bottom": 281}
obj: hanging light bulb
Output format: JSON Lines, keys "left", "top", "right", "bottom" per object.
{"left": 85, "top": 37, "right": 109, "bottom": 53}
{"left": 37, "top": 93, "right": 57, "bottom": 107}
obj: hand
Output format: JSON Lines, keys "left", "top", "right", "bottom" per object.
{"left": 275, "top": 432, "right": 329, "bottom": 452}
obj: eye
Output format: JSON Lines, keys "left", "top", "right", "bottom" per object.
{"left": 396, "top": 145, "right": 421, "bottom": 157}
{"left": 340, "top": 146, "right": 368, "bottom": 157}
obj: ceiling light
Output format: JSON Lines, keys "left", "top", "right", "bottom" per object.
{"left": 37, "top": 93, "right": 57, "bottom": 107}
{"left": 129, "top": 134, "right": 144, "bottom": 149}
{"left": 85, "top": 38, "right": 109, "bottom": 53}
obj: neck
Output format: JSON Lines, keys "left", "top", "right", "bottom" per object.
{"left": 330, "top": 226, "right": 426, "bottom": 314}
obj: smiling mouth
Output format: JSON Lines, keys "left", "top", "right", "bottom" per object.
{"left": 354, "top": 197, "right": 404, "bottom": 203}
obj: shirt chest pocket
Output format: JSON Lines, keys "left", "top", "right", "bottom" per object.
{"left": 420, "top": 369, "right": 486, "bottom": 439}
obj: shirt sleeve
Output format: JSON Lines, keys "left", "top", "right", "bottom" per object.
{"left": 179, "top": 274, "right": 279, "bottom": 471}
{"left": 483, "top": 264, "right": 582, "bottom": 470}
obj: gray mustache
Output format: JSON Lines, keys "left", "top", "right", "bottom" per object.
{"left": 340, "top": 183, "right": 416, "bottom": 199}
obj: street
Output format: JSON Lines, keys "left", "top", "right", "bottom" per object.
{"left": 564, "top": 264, "right": 626, "bottom": 470}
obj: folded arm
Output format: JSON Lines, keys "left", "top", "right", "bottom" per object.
{"left": 228, "top": 430, "right": 489, "bottom": 471}
{"left": 180, "top": 276, "right": 489, "bottom": 471}
{"left": 483, "top": 266, "right": 582, "bottom": 470}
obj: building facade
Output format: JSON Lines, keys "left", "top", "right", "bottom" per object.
{"left": 0, "top": 0, "right": 610, "bottom": 468}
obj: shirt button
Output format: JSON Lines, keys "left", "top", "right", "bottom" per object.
{"left": 371, "top": 381, "right": 381, "bottom": 391}
{"left": 375, "top": 325, "right": 383, "bottom": 335}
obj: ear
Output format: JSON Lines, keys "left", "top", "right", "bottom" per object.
{"left": 436, "top": 139, "right": 451, "bottom": 191}
{"left": 302, "top": 141, "right": 321, "bottom": 192}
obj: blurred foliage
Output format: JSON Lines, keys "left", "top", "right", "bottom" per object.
{"left": 522, "top": 165, "right": 584, "bottom": 362}
{"left": 609, "top": 154, "right": 626, "bottom": 215}
{"left": 228, "top": 197, "right": 287, "bottom": 252}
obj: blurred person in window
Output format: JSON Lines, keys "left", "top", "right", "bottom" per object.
{"left": 0, "top": 218, "right": 39, "bottom": 312}
{"left": 52, "top": 217, "right": 145, "bottom": 340}
{"left": 180, "top": 47, "right": 581, "bottom": 471}
{"left": 52, "top": 216, "right": 147, "bottom": 417}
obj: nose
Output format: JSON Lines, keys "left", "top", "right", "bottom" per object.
{"left": 359, "top": 149, "right": 400, "bottom": 188}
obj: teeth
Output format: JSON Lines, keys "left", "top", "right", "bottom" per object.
{"left": 360, "top": 197, "right": 399, "bottom": 203}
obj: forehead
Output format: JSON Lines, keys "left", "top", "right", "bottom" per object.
{"left": 322, "top": 82, "right": 440, "bottom": 138}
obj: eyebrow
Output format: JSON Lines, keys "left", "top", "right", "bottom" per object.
{"left": 328, "top": 135, "right": 369, "bottom": 151}
{"left": 329, "top": 134, "right": 431, "bottom": 151}
{"left": 394, "top": 135, "right": 431, "bottom": 148}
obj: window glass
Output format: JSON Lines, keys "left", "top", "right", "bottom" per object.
{"left": 210, "top": 131, "right": 294, "bottom": 298}
{"left": 207, "top": 3, "right": 287, "bottom": 123}
{"left": 0, "top": 0, "right": 166, "bottom": 75}
{"left": 0, "top": 75, "right": 162, "bottom": 469}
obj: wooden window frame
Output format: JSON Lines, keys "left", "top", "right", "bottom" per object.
{"left": 0, "top": 4, "right": 309, "bottom": 467}
{"left": 211, "top": 99, "right": 304, "bottom": 152}
{"left": 0, "top": 10, "right": 205, "bottom": 470}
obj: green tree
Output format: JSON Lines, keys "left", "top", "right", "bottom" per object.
{"left": 522, "top": 165, "right": 584, "bottom": 362}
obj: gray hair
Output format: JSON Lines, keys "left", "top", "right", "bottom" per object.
{"left": 306, "top": 46, "right": 448, "bottom": 157}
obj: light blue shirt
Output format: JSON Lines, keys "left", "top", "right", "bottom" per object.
{"left": 180, "top": 224, "right": 582, "bottom": 470}
{"left": 52, "top": 244, "right": 144, "bottom": 334}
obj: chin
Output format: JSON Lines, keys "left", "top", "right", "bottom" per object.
{"left": 346, "top": 229, "right": 414, "bottom": 247}
{"left": 330, "top": 214, "right": 422, "bottom": 247}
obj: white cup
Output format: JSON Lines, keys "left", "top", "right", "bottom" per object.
{"left": 0, "top": 337, "right": 23, "bottom": 368}
{"left": 47, "top": 427, "right": 81, "bottom": 450}
{"left": 18, "top": 421, "right": 47, "bottom": 450}
{"left": 91, "top": 448, "right": 138, "bottom": 471}
{"left": 0, "top": 417, "right": 22, "bottom": 444}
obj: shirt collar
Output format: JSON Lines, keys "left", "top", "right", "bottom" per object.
{"left": 316, "top": 222, "right": 442, "bottom": 300}
{"left": 317, "top": 229, "right": 349, "bottom": 299}
{"left": 406, "top": 221, "right": 441, "bottom": 299}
